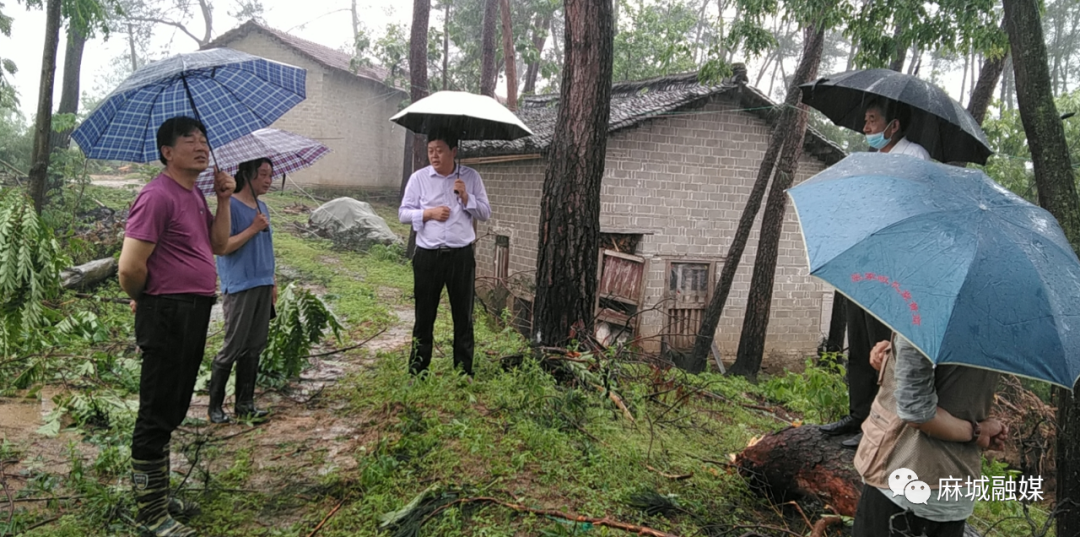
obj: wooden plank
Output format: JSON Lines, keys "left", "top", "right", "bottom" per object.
{"left": 602, "top": 249, "right": 645, "bottom": 263}
{"left": 599, "top": 255, "right": 645, "bottom": 303}
{"left": 600, "top": 293, "right": 639, "bottom": 307}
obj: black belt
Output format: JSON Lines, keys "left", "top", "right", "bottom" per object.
{"left": 421, "top": 245, "right": 470, "bottom": 253}
{"left": 143, "top": 293, "right": 217, "bottom": 306}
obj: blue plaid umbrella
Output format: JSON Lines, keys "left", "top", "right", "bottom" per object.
{"left": 71, "top": 49, "right": 306, "bottom": 163}
{"left": 788, "top": 152, "right": 1080, "bottom": 389}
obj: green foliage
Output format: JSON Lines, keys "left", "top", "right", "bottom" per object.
{"left": 978, "top": 89, "right": 1080, "bottom": 202}
{"left": 0, "top": 109, "right": 31, "bottom": 172}
{"left": 761, "top": 355, "right": 849, "bottom": 423}
{"left": 844, "top": 0, "right": 1005, "bottom": 69}
{"left": 613, "top": 0, "right": 700, "bottom": 82}
{"left": 374, "top": 23, "right": 410, "bottom": 87}
{"left": 259, "top": 282, "right": 344, "bottom": 387}
{"left": 0, "top": 189, "right": 69, "bottom": 359}
{"left": 0, "top": 4, "right": 16, "bottom": 110}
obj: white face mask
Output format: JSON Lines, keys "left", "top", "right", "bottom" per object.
{"left": 866, "top": 119, "right": 897, "bottom": 150}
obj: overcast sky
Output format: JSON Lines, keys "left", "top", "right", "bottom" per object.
{"left": 2, "top": 0, "right": 978, "bottom": 122}
{"left": 1, "top": 0, "right": 414, "bottom": 119}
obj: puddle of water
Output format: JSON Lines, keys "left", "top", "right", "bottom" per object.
{"left": 0, "top": 398, "right": 43, "bottom": 430}
{"left": 0, "top": 387, "right": 65, "bottom": 432}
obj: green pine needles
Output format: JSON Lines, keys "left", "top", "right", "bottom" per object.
{"left": 260, "top": 281, "right": 344, "bottom": 386}
{"left": 0, "top": 188, "right": 68, "bottom": 358}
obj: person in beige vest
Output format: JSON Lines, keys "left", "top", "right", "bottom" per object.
{"left": 852, "top": 335, "right": 1007, "bottom": 537}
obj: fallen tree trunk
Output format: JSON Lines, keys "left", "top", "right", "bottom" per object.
{"left": 736, "top": 426, "right": 984, "bottom": 537}
{"left": 60, "top": 258, "right": 116, "bottom": 290}
{"left": 736, "top": 425, "right": 862, "bottom": 516}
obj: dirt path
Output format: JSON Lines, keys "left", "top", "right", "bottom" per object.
{"left": 0, "top": 303, "right": 415, "bottom": 518}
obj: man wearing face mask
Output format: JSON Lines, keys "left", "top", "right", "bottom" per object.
{"left": 861, "top": 98, "right": 930, "bottom": 159}
{"left": 819, "top": 98, "right": 931, "bottom": 449}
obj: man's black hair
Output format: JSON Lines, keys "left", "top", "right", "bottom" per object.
{"left": 864, "top": 98, "right": 912, "bottom": 134}
{"left": 157, "top": 116, "right": 208, "bottom": 166}
{"left": 427, "top": 128, "right": 460, "bottom": 150}
{"left": 235, "top": 157, "right": 273, "bottom": 194}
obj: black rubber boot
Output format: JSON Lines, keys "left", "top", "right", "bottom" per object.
{"left": 207, "top": 363, "right": 231, "bottom": 424}
{"left": 132, "top": 457, "right": 198, "bottom": 536}
{"left": 234, "top": 353, "right": 269, "bottom": 422}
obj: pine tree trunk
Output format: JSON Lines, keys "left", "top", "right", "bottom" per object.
{"left": 1002, "top": 2, "right": 1080, "bottom": 536}
{"left": 49, "top": 28, "right": 86, "bottom": 152}
{"left": 480, "top": 0, "right": 499, "bottom": 97}
{"left": 404, "top": 0, "right": 431, "bottom": 259}
{"left": 532, "top": 0, "right": 614, "bottom": 348}
{"left": 500, "top": 0, "right": 517, "bottom": 110}
{"left": 28, "top": 0, "right": 63, "bottom": 214}
{"left": 127, "top": 23, "right": 138, "bottom": 72}
{"left": 443, "top": 1, "right": 450, "bottom": 91}
{"left": 351, "top": 0, "right": 360, "bottom": 42}
{"left": 523, "top": 13, "right": 552, "bottom": 95}
{"left": 966, "top": 52, "right": 1007, "bottom": 127}
{"left": 688, "top": 101, "right": 783, "bottom": 370}
{"left": 728, "top": 25, "right": 825, "bottom": 380}
{"left": 409, "top": 0, "right": 430, "bottom": 172}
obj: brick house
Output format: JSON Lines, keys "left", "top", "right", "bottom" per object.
{"left": 206, "top": 21, "right": 408, "bottom": 190}
{"left": 459, "top": 73, "right": 845, "bottom": 367}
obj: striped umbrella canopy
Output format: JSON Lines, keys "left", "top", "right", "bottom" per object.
{"left": 194, "top": 128, "right": 330, "bottom": 195}
{"left": 72, "top": 49, "right": 306, "bottom": 163}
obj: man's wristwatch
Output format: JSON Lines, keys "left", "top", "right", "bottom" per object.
{"left": 969, "top": 419, "right": 981, "bottom": 443}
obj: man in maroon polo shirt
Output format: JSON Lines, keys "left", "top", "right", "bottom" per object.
{"left": 118, "top": 116, "right": 235, "bottom": 537}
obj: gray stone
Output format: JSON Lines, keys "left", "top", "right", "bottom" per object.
{"left": 308, "top": 197, "right": 403, "bottom": 251}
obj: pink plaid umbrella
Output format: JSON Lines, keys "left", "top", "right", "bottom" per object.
{"left": 195, "top": 128, "right": 330, "bottom": 195}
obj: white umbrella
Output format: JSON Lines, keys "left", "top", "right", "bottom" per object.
{"left": 389, "top": 91, "right": 534, "bottom": 140}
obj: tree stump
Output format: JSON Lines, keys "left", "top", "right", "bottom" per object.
{"left": 735, "top": 425, "right": 861, "bottom": 516}
{"left": 736, "top": 426, "right": 985, "bottom": 537}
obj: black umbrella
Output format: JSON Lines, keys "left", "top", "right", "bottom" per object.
{"left": 799, "top": 69, "right": 993, "bottom": 165}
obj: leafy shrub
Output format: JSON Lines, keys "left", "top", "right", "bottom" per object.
{"left": 761, "top": 355, "right": 849, "bottom": 423}
{"left": 0, "top": 188, "right": 69, "bottom": 359}
{"left": 259, "top": 282, "right": 343, "bottom": 387}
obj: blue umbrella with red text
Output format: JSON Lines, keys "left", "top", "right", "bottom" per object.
{"left": 787, "top": 152, "right": 1080, "bottom": 389}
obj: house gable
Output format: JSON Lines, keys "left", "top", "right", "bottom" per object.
{"left": 203, "top": 21, "right": 408, "bottom": 189}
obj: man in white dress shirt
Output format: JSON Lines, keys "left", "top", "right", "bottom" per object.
{"left": 398, "top": 128, "right": 492, "bottom": 378}
{"left": 821, "top": 98, "right": 933, "bottom": 449}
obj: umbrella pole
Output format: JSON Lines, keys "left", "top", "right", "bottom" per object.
{"left": 180, "top": 75, "right": 255, "bottom": 212}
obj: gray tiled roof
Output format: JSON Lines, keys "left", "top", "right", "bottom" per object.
{"left": 206, "top": 20, "right": 400, "bottom": 89}
{"left": 459, "top": 72, "right": 845, "bottom": 164}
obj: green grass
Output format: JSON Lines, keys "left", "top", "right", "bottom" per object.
{"left": 8, "top": 184, "right": 1060, "bottom": 537}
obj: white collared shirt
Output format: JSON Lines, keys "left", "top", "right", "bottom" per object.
{"left": 887, "top": 137, "right": 932, "bottom": 161}
{"left": 398, "top": 164, "right": 492, "bottom": 249}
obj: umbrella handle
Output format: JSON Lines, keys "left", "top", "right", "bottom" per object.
{"left": 181, "top": 74, "right": 220, "bottom": 170}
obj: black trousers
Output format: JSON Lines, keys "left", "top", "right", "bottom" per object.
{"left": 410, "top": 246, "right": 476, "bottom": 376}
{"left": 845, "top": 298, "right": 893, "bottom": 422}
{"left": 131, "top": 294, "right": 214, "bottom": 461}
{"left": 853, "top": 484, "right": 966, "bottom": 537}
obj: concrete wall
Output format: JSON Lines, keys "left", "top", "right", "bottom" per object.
{"left": 220, "top": 33, "right": 407, "bottom": 189}
{"left": 472, "top": 94, "right": 835, "bottom": 366}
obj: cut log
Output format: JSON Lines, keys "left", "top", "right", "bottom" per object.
{"left": 736, "top": 425, "right": 862, "bottom": 516}
{"left": 736, "top": 426, "right": 987, "bottom": 537}
{"left": 60, "top": 258, "right": 116, "bottom": 290}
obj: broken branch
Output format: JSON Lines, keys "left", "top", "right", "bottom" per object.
{"left": 306, "top": 501, "right": 343, "bottom": 537}
{"left": 646, "top": 465, "right": 693, "bottom": 480}
{"left": 811, "top": 516, "right": 845, "bottom": 537}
